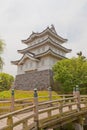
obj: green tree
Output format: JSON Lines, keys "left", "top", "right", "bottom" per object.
{"left": 0, "top": 73, "right": 14, "bottom": 91}
{"left": 0, "top": 39, "right": 5, "bottom": 70}
{"left": 53, "top": 56, "right": 87, "bottom": 93}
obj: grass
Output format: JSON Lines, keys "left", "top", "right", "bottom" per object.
{"left": 0, "top": 90, "right": 60, "bottom": 115}
{"left": 0, "top": 90, "right": 58, "bottom": 99}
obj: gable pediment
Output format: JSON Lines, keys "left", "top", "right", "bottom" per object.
{"left": 11, "top": 53, "right": 39, "bottom": 65}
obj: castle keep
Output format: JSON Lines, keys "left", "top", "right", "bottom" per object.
{"left": 11, "top": 25, "right": 71, "bottom": 90}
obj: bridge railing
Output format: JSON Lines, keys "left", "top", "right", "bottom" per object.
{"left": 0, "top": 105, "right": 35, "bottom": 130}
{"left": 0, "top": 93, "right": 87, "bottom": 130}
{"left": 0, "top": 92, "right": 73, "bottom": 115}
{"left": 0, "top": 95, "right": 80, "bottom": 116}
{"left": 0, "top": 97, "right": 34, "bottom": 115}
{"left": 0, "top": 93, "right": 85, "bottom": 116}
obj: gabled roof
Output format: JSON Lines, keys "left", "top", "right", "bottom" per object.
{"left": 11, "top": 53, "right": 39, "bottom": 65}
{"left": 21, "top": 25, "right": 67, "bottom": 44}
{"left": 36, "top": 48, "right": 66, "bottom": 59}
{"left": 18, "top": 37, "right": 71, "bottom": 54}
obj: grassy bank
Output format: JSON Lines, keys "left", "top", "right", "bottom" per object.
{"left": 0, "top": 90, "right": 58, "bottom": 100}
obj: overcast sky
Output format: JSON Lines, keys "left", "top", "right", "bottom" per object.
{"left": 0, "top": 0, "right": 87, "bottom": 76}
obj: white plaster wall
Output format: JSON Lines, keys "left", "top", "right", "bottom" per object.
{"left": 37, "top": 56, "right": 59, "bottom": 71}
{"left": 30, "top": 44, "right": 49, "bottom": 55}
{"left": 17, "top": 59, "right": 38, "bottom": 74}
{"left": 48, "top": 56, "right": 58, "bottom": 68}
{"left": 23, "top": 59, "right": 37, "bottom": 72}
{"left": 17, "top": 65, "right": 24, "bottom": 75}
{"left": 17, "top": 55, "right": 59, "bottom": 74}
{"left": 37, "top": 57, "right": 50, "bottom": 71}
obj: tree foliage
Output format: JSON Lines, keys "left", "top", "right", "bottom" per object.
{"left": 0, "top": 73, "right": 14, "bottom": 91}
{"left": 53, "top": 55, "right": 87, "bottom": 93}
{"left": 0, "top": 39, "right": 5, "bottom": 70}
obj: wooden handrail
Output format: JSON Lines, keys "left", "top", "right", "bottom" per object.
{"left": 0, "top": 105, "right": 35, "bottom": 120}
{"left": 38, "top": 97, "right": 77, "bottom": 106}
{"left": 0, "top": 95, "right": 87, "bottom": 130}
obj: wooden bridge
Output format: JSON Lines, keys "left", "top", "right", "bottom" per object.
{"left": 0, "top": 89, "right": 87, "bottom": 130}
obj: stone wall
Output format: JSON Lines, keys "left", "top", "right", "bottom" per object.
{"left": 14, "top": 69, "right": 54, "bottom": 90}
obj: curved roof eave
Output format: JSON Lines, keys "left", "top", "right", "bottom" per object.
{"left": 11, "top": 60, "right": 20, "bottom": 65}
{"left": 18, "top": 37, "right": 71, "bottom": 54}
{"left": 35, "top": 48, "right": 67, "bottom": 59}
{"left": 21, "top": 27, "right": 67, "bottom": 44}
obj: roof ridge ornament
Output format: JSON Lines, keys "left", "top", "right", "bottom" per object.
{"left": 50, "top": 24, "right": 57, "bottom": 34}
{"left": 32, "top": 31, "right": 35, "bottom": 34}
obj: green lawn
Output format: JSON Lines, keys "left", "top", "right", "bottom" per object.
{"left": 0, "top": 90, "right": 58, "bottom": 100}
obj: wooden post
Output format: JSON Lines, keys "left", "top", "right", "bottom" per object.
{"left": 48, "top": 109, "right": 51, "bottom": 117}
{"left": 48, "top": 87, "right": 52, "bottom": 107}
{"left": 73, "top": 117, "right": 84, "bottom": 130}
{"left": 34, "top": 88, "right": 39, "bottom": 130}
{"left": 73, "top": 87, "right": 76, "bottom": 97}
{"left": 59, "top": 101, "right": 63, "bottom": 114}
{"left": 73, "top": 87, "right": 77, "bottom": 103}
{"left": 69, "top": 99, "right": 72, "bottom": 111}
{"left": 7, "top": 116, "right": 13, "bottom": 130}
{"left": 23, "top": 120, "right": 28, "bottom": 130}
{"left": 74, "top": 123, "right": 84, "bottom": 130}
{"left": 76, "top": 85, "right": 81, "bottom": 111}
{"left": 10, "top": 88, "right": 14, "bottom": 112}
{"left": 48, "top": 87, "right": 52, "bottom": 101}
{"left": 62, "top": 95, "right": 66, "bottom": 104}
